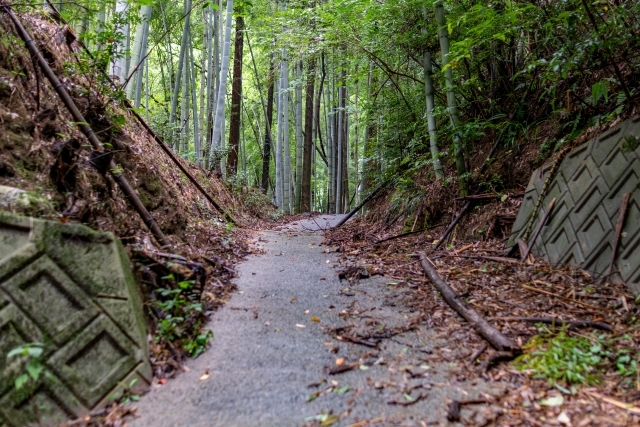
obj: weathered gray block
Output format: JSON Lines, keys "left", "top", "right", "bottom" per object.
{"left": 510, "top": 116, "right": 640, "bottom": 293}
{"left": 0, "top": 212, "right": 151, "bottom": 426}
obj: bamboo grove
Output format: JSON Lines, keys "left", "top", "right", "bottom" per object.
{"left": 35, "top": 0, "right": 640, "bottom": 214}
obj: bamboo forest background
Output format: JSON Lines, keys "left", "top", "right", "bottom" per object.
{"left": 38, "top": 0, "right": 640, "bottom": 214}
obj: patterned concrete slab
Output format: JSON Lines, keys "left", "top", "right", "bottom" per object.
{"left": 510, "top": 116, "right": 640, "bottom": 293}
{"left": 0, "top": 212, "right": 151, "bottom": 426}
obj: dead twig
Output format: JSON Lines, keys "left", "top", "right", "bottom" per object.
{"left": 419, "top": 253, "right": 520, "bottom": 353}
{"left": 328, "top": 363, "right": 359, "bottom": 375}
{"left": 522, "top": 285, "right": 602, "bottom": 311}
{"left": 434, "top": 201, "right": 472, "bottom": 249}
{"left": 341, "top": 335, "right": 378, "bottom": 348}
{"left": 521, "top": 198, "right": 556, "bottom": 262}
{"left": 584, "top": 390, "right": 640, "bottom": 415}
{"left": 387, "top": 392, "right": 427, "bottom": 406}
{"left": 493, "top": 317, "right": 613, "bottom": 332}
{"left": 478, "top": 351, "right": 514, "bottom": 373}
{"left": 468, "top": 343, "right": 489, "bottom": 363}
{"left": 608, "top": 192, "right": 630, "bottom": 276}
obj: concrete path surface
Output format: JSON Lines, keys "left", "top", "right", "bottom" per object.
{"left": 130, "top": 215, "right": 499, "bottom": 427}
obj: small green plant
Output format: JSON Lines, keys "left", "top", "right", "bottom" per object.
{"left": 515, "top": 328, "right": 640, "bottom": 387}
{"left": 153, "top": 277, "right": 212, "bottom": 357}
{"left": 110, "top": 378, "right": 140, "bottom": 404}
{"left": 7, "top": 343, "right": 46, "bottom": 390}
{"left": 621, "top": 135, "right": 640, "bottom": 153}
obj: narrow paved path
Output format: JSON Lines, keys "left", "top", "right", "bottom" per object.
{"left": 131, "top": 216, "right": 499, "bottom": 426}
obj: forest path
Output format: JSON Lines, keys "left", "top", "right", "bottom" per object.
{"left": 130, "top": 215, "right": 500, "bottom": 427}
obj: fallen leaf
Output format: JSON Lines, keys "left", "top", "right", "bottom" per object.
{"left": 558, "top": 411, "right": 570, "bottom": 425}
{"left": 311, "top": 316, "right": 321, "bottom": 322}
{"left": 320, "top": 414, "right": 339, "bottom": 426}
{"left": 296, "top": 324, "right": 306, "bottom": 328}
{"left": 540, "top": 395, "right": 564, "bottom": 407}
{"left": 334, "top": 385, "right": 350, "bottom": 394}
{"left": 336, "top": 358, "right": 345, "bottom": 366}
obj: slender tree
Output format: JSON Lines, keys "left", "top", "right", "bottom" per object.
{"left": 208, "top": 0, "right": 234, "bottom": 172}
{"left": 435, "top": 1, "right": 466, "bottom": 194}
{"left": 227, "top": 15, "right": 245, "bottom": 176}
{"left": 301, "top": 56, "right": 316, "bottom": 212}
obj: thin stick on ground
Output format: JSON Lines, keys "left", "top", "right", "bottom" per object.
{"left": 521, "top": 197, "right": 556, "bottom": 262}
{"left": 434, "top": 201, "right": 471, "bottom": 249}
{"left": 522, "top": 284, "right": 602, "bottom": 311}
{"left": 608, "top": 192, "right": 630, "bottom": 276}
{"left": 493, "top": 317, "right": 613, "bottom": 332}
{"left": 419, "top": 253, "right": 520, "bottom": 352}
{"left": 333, "top": 181, "right": 390, "bottom": 228}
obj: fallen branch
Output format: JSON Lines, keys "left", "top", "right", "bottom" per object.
{"left": 478, "top": 351, "right": 514, "bottom": 373}
{"left": 434, "top": 201, "right": 472, "bottom": 249}
{"left": 522, "top": 285, "right": 602, "bottom": 311}
{"left": 521, "top": 197, "right": 556, "bottom": 262}
{"left": 468, "top": 343, "right": 488, "bottom": 363}
{"left": 584, "top": 390, "right": 640, "bottom": 415}
{"left": 608, "top": 192, "right": 630, "bottom": 276}
{"left": 493, "top": 317, "right": 613, "bottom": 332}
{"left": 419, "top": 253, "right": 520, "bottom": 352}
{"left": 334, "top": 181, "right": 390, "bottom": 228}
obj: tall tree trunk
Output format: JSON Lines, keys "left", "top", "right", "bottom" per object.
{"left": 169, "top": 0, "right": 192, "bottom": 146}
{"left": 283, "top": 59, "right": 292, "bottom": 213}
{"left": 360, "top": 61, "right": 375, "bottom": 201}
{"left": 189, "top": 35, "right": 201, "bottom": 163}
{"left": 208, "top": 0, "right": 234, "bottom": 172}
{"left": 275, "top": 54, "right": 284, "bottom": 209}
{"left": 180, "top": 36, "right": 189, "bottom": 152}
{"left": 301, "top": 57, "right": 316, "bottom": 212}
{"left": 111, "top": 0, "right": 129, "bottom": 80}
{"left": 294, "top": 61, "right": 303, "bottom": 213}
{"left": 261, "top": 53, "right": 275, "bottom": 194}
{"left": 227, "top": 15, "right": 245, "bottom": 176}
{"left": 126, "top": 5, "right": 152, "bottom": 99}
{"left": 435, "top": 1, "right": 466, "bottom": 195}
{"left": 423, "top": 7, "right": 443, "bottom": 180}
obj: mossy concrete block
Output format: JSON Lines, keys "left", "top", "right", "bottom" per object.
{"left": 0, "top": 212, "right": 151, "bottom": 426}
{"left": 511, "top": 116, "right": 640, "bottom": 293}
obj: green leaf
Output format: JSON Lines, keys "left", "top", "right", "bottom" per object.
{"left": 26, "top": 359, "right": 43, "bottom": 380}
{"left": 334, "top": 385, "right": 350, "bottom": 394}
{"left": 15, "top": 373, "right": 29, "bottom": 390}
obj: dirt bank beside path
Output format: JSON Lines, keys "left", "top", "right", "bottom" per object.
{"left": 129, "top": 216, "right": 501, "bottom": 427}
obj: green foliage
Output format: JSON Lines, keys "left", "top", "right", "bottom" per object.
{"left": 515, "top": 329, "right": 640, "bottom": 387}
{"left": 6, "top": 343, "right": 46, "bottom": 390}
{"left": 153, "top": 276, "right": 213, "bottom": 357}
